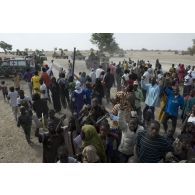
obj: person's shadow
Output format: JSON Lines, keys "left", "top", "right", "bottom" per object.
{"left": 29, "top": 141, "right": 43, "bottom": 160}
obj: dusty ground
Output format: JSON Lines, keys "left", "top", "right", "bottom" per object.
{"left": 0, "top": 51, "right": 195, "bottom": 163}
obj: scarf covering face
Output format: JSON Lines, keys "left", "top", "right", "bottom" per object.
{"left": 82, "top": 125, "right": 106, "bottom": 162}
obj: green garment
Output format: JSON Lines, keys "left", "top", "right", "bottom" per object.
{"left": 82, "top": 125, "right": 106, "bottom": 162}
{"left": 185, "top": 97, "right": 195, "bottom": 115}
{"left": 68, "top": 82, "right": 76, "bottom": 93}
{"left": 134, "top": 88, "right": 144, "bottom": 109}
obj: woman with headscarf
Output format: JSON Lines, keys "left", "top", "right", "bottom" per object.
{"left": 81, "top": 124, "right": 106, "bottom": 163}
{"left": 71, "top": 81, "right": 86, "bottom": 116}
{"left": 50, "top": 77, "right": 61, "bottom": 112}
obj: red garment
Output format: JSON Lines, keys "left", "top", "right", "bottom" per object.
{"left": 128, "top": 79, "right": 134, "bottom": 86}
{"left": 177, "top": 64, "right": 185, "bottom": 82}
{"left": 109, "top": 64, "right": 116, "bottom": 75}
{"left": 41, "top": 72, "right": 51, "bottom": 87}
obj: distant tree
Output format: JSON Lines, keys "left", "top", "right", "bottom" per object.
{"left": 0, "top": 41, "right": 12, "bottom": 54}
{"left": 90, "top": 33, "right": 120, "bottom": 54}
{"left": 187, "top": 39, "right": 195, "bottom": 56}
{"left": 141, "top": 48, "right": 148, "bottom": 51}
{"left": 90, "top": 48, "right": 94, "bottom": 52}
{"left": 24, "top": 48, "right": 28, "bottom": 53}
{"left": 174, "top": 50, "right": 179, "bottom": 54}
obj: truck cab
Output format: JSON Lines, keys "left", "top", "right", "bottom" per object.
{"left": 0, "top": 57, "right": 35, "bottom": 77}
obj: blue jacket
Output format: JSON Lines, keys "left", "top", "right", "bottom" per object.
{"left": 164, "top": 88, "right": 184, "bottom": 117}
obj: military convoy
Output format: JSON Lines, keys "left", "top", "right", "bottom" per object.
{"left": 52, "top": 52, "right": 68, "bottom": 59}
{"left": 85, "top": 51, "right": 109, "bottom": 70}
{"left": 71, "top": 50, "right": 85, "bottom": 60}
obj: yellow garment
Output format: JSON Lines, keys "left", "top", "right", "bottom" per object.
{"left": 158, "top": 94, "right": 167, "bottom": 122}
{"left": 31, "top": 75, "right": 40, "bottom": 91}
{"left": 123, "top": 63, "right": 128, "bottom": 70}
{"left": 14, "top": 75, "right": 20, "bottom": 88}
{"left": 82, "top": 125, "right": 106, "bottom": 163}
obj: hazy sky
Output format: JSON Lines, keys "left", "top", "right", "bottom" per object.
{"left": 0, "top": 33, "right": 194, "bottom": 51}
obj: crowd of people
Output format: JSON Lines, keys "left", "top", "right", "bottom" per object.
{"left": 1, "top": 58, "right": 195, "bottom": 163}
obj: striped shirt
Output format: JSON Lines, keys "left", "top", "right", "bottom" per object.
{"left": 136, "top": 132, "right": 172, "bottom": 163}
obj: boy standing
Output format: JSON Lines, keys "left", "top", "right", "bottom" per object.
{"left": 7, "top": 87, "right": 18, "bottom": 121}
{"left": 17, "top": 106, "right": 32, "bottom": 144}
{"left": 0, "top": 81, "right": 8, "bottom": 100}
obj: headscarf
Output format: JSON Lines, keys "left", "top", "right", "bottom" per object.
{"left": 75, "top": 81, "right": 82, "bottom": 94}
{"left": 82, "top": 145, "right": 100, "bottom": 163}
{"left": 82, "top": 124, "right": 106, "bottom": 162}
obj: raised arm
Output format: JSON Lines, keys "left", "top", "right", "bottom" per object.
{"left": 141, "top": 78, "right": 150, "bottom": 91}
{"left": 118, "top": 109, "right": 128, "bottom": 133}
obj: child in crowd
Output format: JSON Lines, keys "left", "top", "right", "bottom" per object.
{"left": 17, "top": 106, "right": 32, "bottom": 144}
{"left": 0, "top": 81, "right": 8, "bottom": 100}
{"left": 7, "top": 87, "right": 18, "bottom": 121}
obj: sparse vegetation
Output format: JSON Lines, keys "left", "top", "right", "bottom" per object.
{"left": 0, "top": 41, "right": 12, "bottom": 54}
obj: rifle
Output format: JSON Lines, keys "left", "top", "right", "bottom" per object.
{"left": 55, "top": 114, "right": 66, "bottom": 133}
{"left": 72, "top": 47, "right": 76, "bottom": 77}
